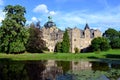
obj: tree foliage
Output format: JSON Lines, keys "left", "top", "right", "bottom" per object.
{"left": 110, "top": 38, "right": 120, "bottom": 49}
{"left": 54, "top": 42, "right": 62, "bottom": 52}
{"left": 91, "top": 37, "right": 110, "bottom": 51}
{"left": 61, "top": 29, "right": 70, "bottom": 53}
{"left": 26, "top": 22, "right": 47, "bottom": 53}
{"left": 74, "top": 47, "right": 79, "bottom": 53}
{"left": 0, "top": 5, "right": 29, "bottom": 54}
{"left": 103, "top": 28, "right": 119, "bottom": 41}
{"left": 103, "top": 28, "right": 120, "bottom": 49}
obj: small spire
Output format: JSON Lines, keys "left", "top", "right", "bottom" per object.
{"left": 84, "top": 23, "right": 90, "bottom": 30}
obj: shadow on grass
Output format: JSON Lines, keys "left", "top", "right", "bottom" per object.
{"left": 0, "top": 57, "right": 10, "bottom": 60}
{"left": 87, "top": 56, "right": 99, "bottom": 59}
{"left": 0, "top": 58, "right": 13, "bottom": 63}
{"left": 105, "top": 54, "right": 120, "bottom": 59}
{"left": 0, "top": 58, "right": 24, "bottom": 63}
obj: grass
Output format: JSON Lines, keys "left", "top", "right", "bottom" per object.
{"left": 0, "top": 49, "right": 120, "bottom": 61}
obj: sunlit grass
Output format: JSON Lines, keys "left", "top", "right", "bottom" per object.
{"left": 0, "top": 49, "right": 120, "bottom": 61}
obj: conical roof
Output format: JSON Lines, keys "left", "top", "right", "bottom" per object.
{"left": 84, "top": 23, "right": 90, "bottom": 30}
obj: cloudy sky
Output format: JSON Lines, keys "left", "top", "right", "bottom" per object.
{"left": 0, "top": 0, "right": 120, "bottom": 32}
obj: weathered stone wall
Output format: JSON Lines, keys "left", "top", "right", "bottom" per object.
{"left": 42, "top": 24, "right": 102, "bottom": 53}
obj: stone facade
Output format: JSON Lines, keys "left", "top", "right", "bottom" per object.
{"left": 67, "top": 24, "right": 102, "bottom": 53}
{"left": 42, "top": 17, "right": 102, "bottom": 53}
{"left": 42, "top": 17, "right": 64, "bottom": 52}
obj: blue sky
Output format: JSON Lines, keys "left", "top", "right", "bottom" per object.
{"left": 0, "top": 0, "right": 120, "bottom": 32}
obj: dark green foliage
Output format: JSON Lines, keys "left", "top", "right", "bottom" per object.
{"left": 103, "top": 28, "right": 119, "bottom": 41}
{"left": 74, "top": 47, "right": 79, "bottom": 53}
{"left": 69, "top": 70, "right": 104, "bottom": 80}
{"left": 105, "top": 69, "right": 120, "bottom": 80}
{"left": 119, "top": 31, "right": 120, "bottom": 38}
{"left": 0, "top": 60, "right": 29, "bottom": 80}
{"left": 54, "top": 42, "right": 62, "bottom": 52}
{"left": 61, "top": 29, "right": 70, "bottom": 53}
{"left": 56, "top": 61, "right": 70, "bottom": 73}
{"left": 110, "top": 38, "right": 120, "bottom": 49}
{"left": 91, "top": 37, "right": 110, "bottom": 51}
{"left": 0, "top": 5, "right": 29, "bottom": 54}
{"left": 26, "top": 23, "right": 47, "bottom": 53}
{"left": 103, "top": 28, "right": 120, "bottom": 49}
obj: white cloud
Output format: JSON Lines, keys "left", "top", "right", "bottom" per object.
{"left": 32, "top": 4, "right": 120, "bottom": 32}
{"left": 26, "top": 17, "right": 43, "bottom": 25}
{"left": 0, "top": 10, "right": 5, "bottom": 23}
{"left": 51, "top": 9, "right": 120, "bottom": 32}
{"left": 49, "top": 11, "right": 56, "bottom": 15}
{"left": 33, "top": 4, "right": 49, "bottom": 13}
{"left": 0, "top": 0, "right": 4, "bottom": 24}
{"left": 33, "top": 4, "right": 56, "bottom": 16}
{"left": 31, "top": 17, "right": 38, "bottom": 22}
{"left": 0, "top": 0, "right": 3, "bottom": 6}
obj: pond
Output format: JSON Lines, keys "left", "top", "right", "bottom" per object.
{"left": 0, "top": 59, "right": 120, "bottom": 80}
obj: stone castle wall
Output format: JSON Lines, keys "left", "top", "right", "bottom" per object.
{"left": 68, "top": 26, "right": 102, "bottom": 53}
{"left": 42, "top": 24, "right": 102, "bottom": 53}
{"left": 41, "top": 17, "right": 102, "bottom": 53}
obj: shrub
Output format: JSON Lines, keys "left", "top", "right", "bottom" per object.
{"left": 74, "top": 47, "right": 79, "bottom": 53}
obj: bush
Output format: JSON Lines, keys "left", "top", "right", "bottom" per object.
{"left": 110, "top": 38, "right": 120, "bottom": 49}
{"left": 91, "top": 37, "right": 110, "bottom": 52}
{"left": 74, "top": 47, "right": 79, "bottom": 53}
{"left": 54, "top": 42, "right": 62, "bottom": 52}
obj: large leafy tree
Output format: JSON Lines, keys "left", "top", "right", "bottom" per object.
{"left": 61, "top": 29, "right": 70, "bottom": 53}
{"left": 26, "top": 22, "right": 47, "bottom": 53}
{"left": 110, "top": 38, "right": 120, "bottom": 49}
{"left": 91, "top": 37, "right": 110, "bottom": 51}
{"left": 103, "top": 28, "right": 120, "bottom": 49}
{"left": 0, "top": 5, "right": 29, "bottom": 54}
{"left": 103, "top": 28, "right": 119, "bottom": 41}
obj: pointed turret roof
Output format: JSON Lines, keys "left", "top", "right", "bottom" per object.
{"left": 84, "top": 23, "right": 90, "bottom": 30}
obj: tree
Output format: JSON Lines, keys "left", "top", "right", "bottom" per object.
{"left": 54, "top": 42, "right": 62, "bottom": 52}
{"left": 103, "top": 28, "right": 119, "bottom": 41}
{"left": 91, "top": 37, "right": 110, "bottom": 51}
{"left": 110, "top": 38, "right": 120, "bottom": 49}
{"left": 26, "top": 22, "right": 47, "bottom": 53}
{"left": 61, "top": 29, "right": 70, "bottom": 53}
{"left": 0, "top": 5, "right": 29, "bottom": 54}
{"left": 119, "top": 31, "right": 120, "bottom": 38}
{"left": 103, "top": 28, "right": 120, "bottom": 49}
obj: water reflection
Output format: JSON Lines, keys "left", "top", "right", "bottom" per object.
{"left": 0, "top": 59, "right": 28, "bottom": 80}
{"left": 0, "top": 59, "right": 120, "bottom": 80}
{"left": 71, "top": 61, "right": 92, "bottom": 71}
{"left": 25, "top": 61, "right": 46, "bottom": 80}
{"left": 42, "top": 60, "right": 63, "bottom": 80}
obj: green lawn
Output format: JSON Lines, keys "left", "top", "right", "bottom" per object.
{"left": 0, "top": 49, "right": 120, "bottom": 61}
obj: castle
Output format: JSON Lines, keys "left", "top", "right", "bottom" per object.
{"left": 42, "top": 16, "right": 102, "bottom": 53}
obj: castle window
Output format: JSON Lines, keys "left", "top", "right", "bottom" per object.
{"left": 51, "top": 49, "right": 53, "bottom": 51}
{"left": 74, "top": 39, "right": 76, "bottom": 41}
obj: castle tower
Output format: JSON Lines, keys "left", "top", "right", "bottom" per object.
{"left": 42, "top": 16, "right": 64, "bottom": 52}
{"left": 70, "top": 27, "right": 81, "bottom": 53}
{"left": 84, "top": 23, "right": 91, "bottom": 39}
{"left": 94, "top": 29, "right": 102, "bottom": 38}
